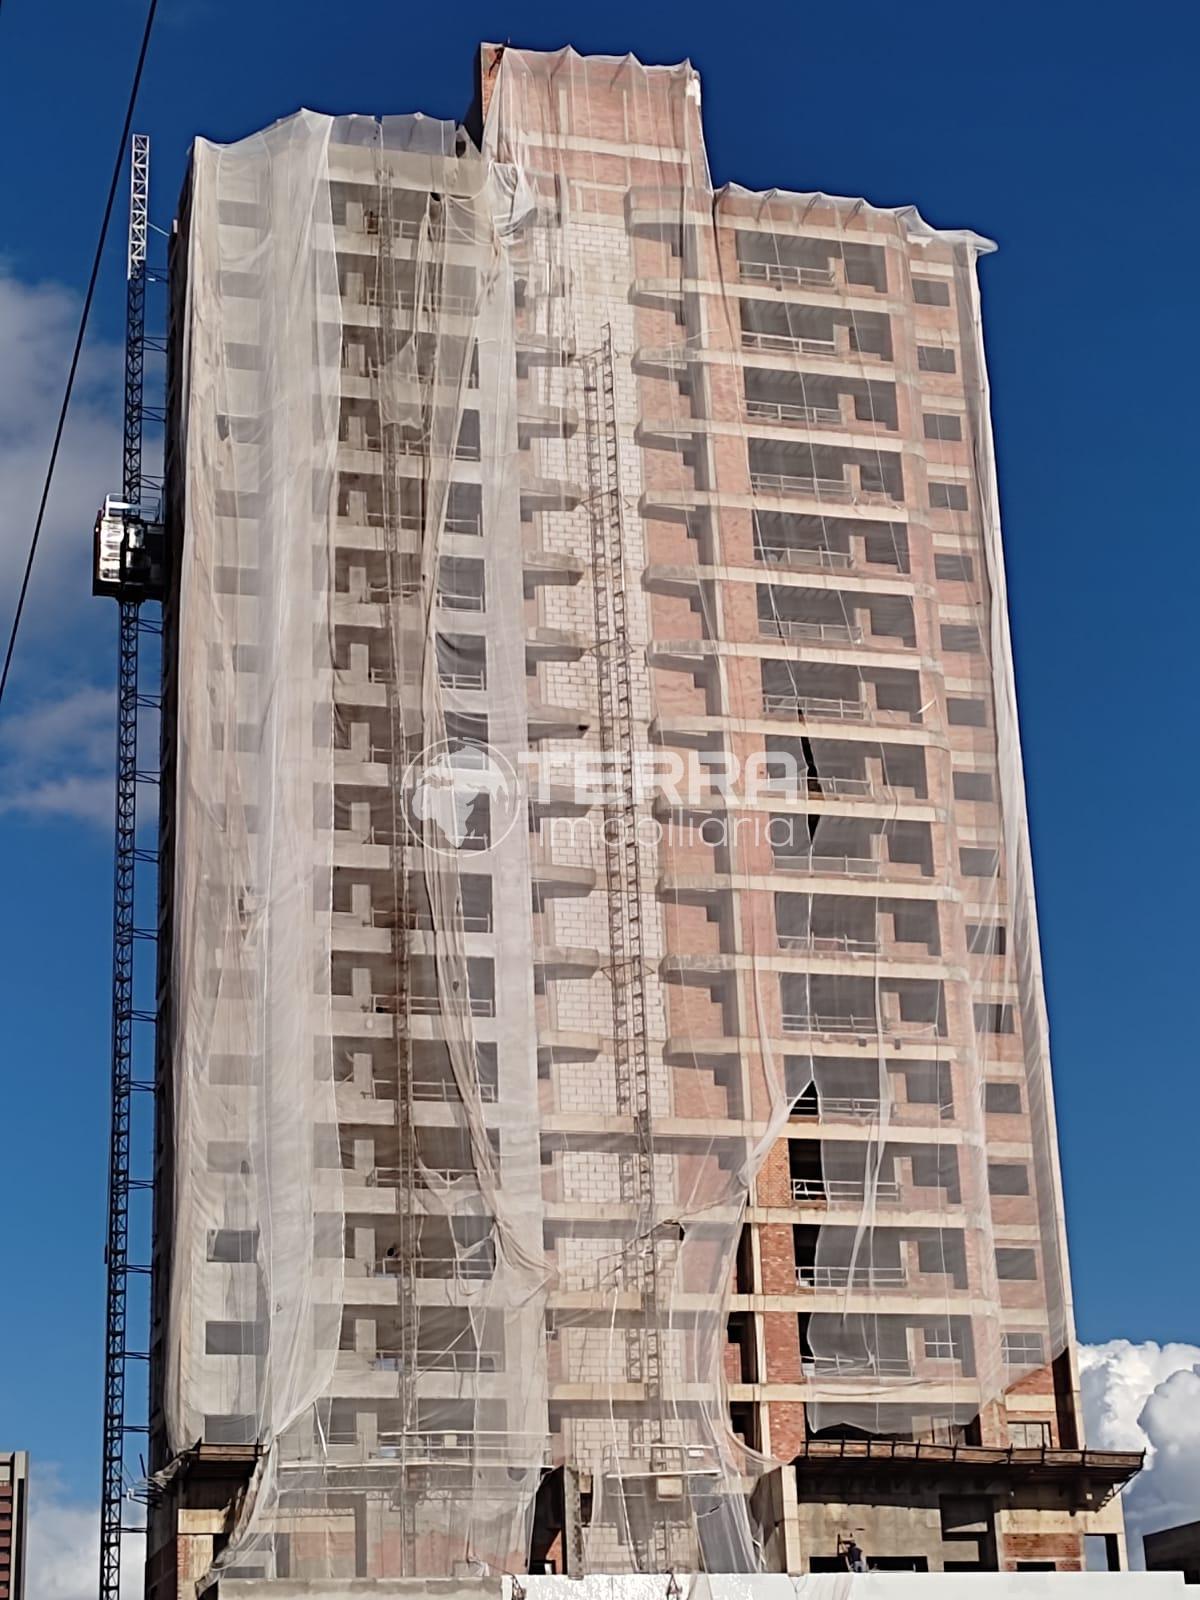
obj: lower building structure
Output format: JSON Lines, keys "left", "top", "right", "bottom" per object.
{"left": 1145, "top": 1522, "right": 1200, "bottom": 1586}
{"left": 0, "top": 1453, "right": 28, "bottom": 1600}
{"left": 143, "top": 41, "right": 1141, "bottom": 1595}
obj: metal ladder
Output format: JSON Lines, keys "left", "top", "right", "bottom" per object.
{"left": 581, "top": 326, "right": 669, "bottom": 1569}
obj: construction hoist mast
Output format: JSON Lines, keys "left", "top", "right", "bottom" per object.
{"left": 372, "top": 147, "right": 421, "bottom": 1571}
{"left": 581, "top": 326, "right": 669, "bottom": 1569}
{"left": 94, "top": 131, "right": 166, "bottom": 1600}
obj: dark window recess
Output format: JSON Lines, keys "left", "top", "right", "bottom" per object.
{"left": 988, "top": 1162, "right": 1030, "bottom": 1195}
{"left": 918, "top": 345, "right": 956, "bottom": 373}
{"left": 967, "top": 923, "right": 1007, "bottom": 955}
{"left": 734, "top": 1225, "right": 754, "bottom": 1293}
{"left": 207, "top": 1141, "right": 251, "bottom": 1173}
{"left": 924, "top": 413, "right": 963, "bottom": 441}
{"left": 935, "top": 552, "right": 975, "bottom": 582}
{"left": 948, "top": 697, "right": 988, "bottom": 728}
{"left": 996, "top": 1247, "right": 1038, "bottom": 1281}
{"left": 953, "top": 770, "right": 994, "bottom": 802}
{"left": 914, "top": 278, "right": 952, "bottom": 306}
{"left": 941, "top": 623, "right": 982, "bottom": 653}
{"left": 985, "top": 1081, "right": 1022, "bottom": 1115}
{"left": 930, "top": 481, "right": 969, "bottom": 510}
{"left": 974, "top": 1002, "right": 1014, "bottom": 1034}
{"left": 205, "top": 1320, "right": 263, "bottom": 1355}
{"left": 960, "top": 847, "right": 1000, "bottom": 877}
{"left": 207, "top": 1229, "right": 259, "bottom": 1263}
{"left": 1017, "top": 1564, "right": 1057, "bottom": 1572}
{"left": 728, "top": 1401, "right": 761, "bottom": 1451}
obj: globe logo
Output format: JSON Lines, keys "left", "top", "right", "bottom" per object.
{"left": 400, "top": 738, "right": 521, "bottom": 858}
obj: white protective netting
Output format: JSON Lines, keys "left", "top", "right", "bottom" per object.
{"left": 161, "top": 46, "right": 1075, "bottom": 1583}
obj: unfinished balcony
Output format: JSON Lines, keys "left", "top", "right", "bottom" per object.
{"left": 792, "top": 1225, "right": 970, "bottom": 1300}
{"left": 740, "top": 299, "right": 892, "bottom": 364}
{"left": 405, "top": 872, "right": 494, "bottom": 937}
{"left": 774, "top": 894, "right": 939, "bottom": 958}
{"left": 748, "top": 438, "right": 904, "bottom": 509}
{"left": 334, "top": 1117, "right": 498, "bottom": 1193}
{"left": 332, "top": 185, "right": 484, "bottom": 251}
{"left": 336, "top": 478, "right": 482, "bottom": 543}
{"left": 372, "top": 1216, "right": 498, "bottom": 1282}
{"left": 770, "top": 812, "right": 934, "bottom": 883}
{"left": 757, "top": 583, "right": 916, "bottom": 651}
{"left": 406, "top": 955, "right": 496, "bottom": 1020}
{"left": 792, "top": 1226, "right": 907, "bottom": 1291}
{"left": 341, "top": 1306, "right": 503, "bottom": 1383}
{"left": 760, "top": 659, "right": 924, "bottom": 728}
{"left": 523, "top": 545, "right": 586, "bottom": 594}
{"left": 743, "top": 367, "right": 897, "bottom": 433}
{"left": 785, "top": 1054, "right": 954, "bottom": 1123}
{"left": 520, "top": 474, "right": 585, "bottom": 517}
{"left": 436, "top": 632, "right": 487, "bottom": 692}
{"left": 401, "top": 1039, "right": 499, "bottom": 1104}
{"left": 736, "top": 232, "right": 888, "bottom": 295}
{"left": 763, "top": 735, "right": 929, "bottom": 802}
{"left": 753, "top": 511, "right": 910, "bottom": 576}
{"left": 339, "top": 328, "right": 479, "bottom": 395}
{"left": 787, "top": 1140, "right": 901, "bottom": 1207}
{"left": 775, "top": 892, "right": 880, "bottom": 955}
{"left": 779, "top": 972, "right": 946, "bottom": 1042}
{"left": 800, "top": 1312, "right": 975, "bottom": 1384}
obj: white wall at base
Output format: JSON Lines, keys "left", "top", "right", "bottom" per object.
{"left": 219, "top": 1572, "right": 1189, "bottom": 1600}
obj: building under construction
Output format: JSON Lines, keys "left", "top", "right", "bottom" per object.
{"left": 131, "top": 42, "right": 1143, "bottom": 1592}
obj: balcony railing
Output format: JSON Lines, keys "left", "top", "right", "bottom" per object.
{"left": 755, "top": 543, "right": 854, "bottom": 572}
{"left": 373, "top": 1430, "right": 552, "bottom": 1465}
{"left": 409, "top": 993, "right": 496, "bottom": 1018}
{"left": 742, "top": 331, "right": 839, "bottom": 357}
{"left": 777, "top": 932, "right": 880, "bottom": 954}
{"left": 408, "top": 911, "right": 493, "bottom": 934}
{"left": 438, "top": 670, "right": 487, "bottom": 692}
{"left": 410, "top": 1076, "right": 498, "bottom": 1103}
{"left": 745, "top": 398, "right": 843, "bottom": 427}
{"left": 438, "top": 587, "right": 485, "bottom": 613}
{"left": 375, "top": 1253, "right": 495, "bottom": 1280}
{"left": 774, "top": 856, "right": 880, "bottom": 879}
{"left": 802, "top": 1354, "right": 912, "bottom": 1378}
{"left": 371, "top": 1164, "right": 477, "bottom": 1187}
{"left": 783, "top": 1011, "right": 879, "bottom": 1036}
{"left": 790, "top": 1176, "right": 903, "bottom": 1204}
{"left": 795, "top": 1264, "right": 907, "bottom": 1289}
{"left": 370, "top": 1349, "right": 499, "bottom": 1373}
{"left": 759, "top": 773, "right": 877, "bottom": 799}
{"left": 739, "top": 260, "right": 837, "bottom": 289}
{"left": 359, "top": 287, "right": 477, "bottom": 318}
{"left": 361, "top": 212, "right": 479, "bottom": 246}
{"left": 337, "top": 511, "right": 481, "bottom": 537}
{"left": 819, "top": 1095, "right": 884, "bottom": 1120}
{"left": 751, "top": 471, "right": 853, "bottom": 500}
{"left": 763, "top": 692, "right": 865, "bottom": 721}
{"left": 759, "top": 617, "right": 864, "bottom": 645}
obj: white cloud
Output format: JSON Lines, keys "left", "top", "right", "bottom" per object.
{"left": 0, "top": 266, "right": 123, "bottom": 619}
{"left": 0, "top": 682, "right": 115, "bottom": 824}
{"left": 1081, "top": 1339, "right": 1200, "bottom": 1566}
{"left": 25, "top": 1470, "right": 144, "bottom": 1600}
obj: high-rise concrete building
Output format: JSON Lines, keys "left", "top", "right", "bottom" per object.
{"left": 0, "top": 1453, "right": 29, "bottom": 1600}
{"left": 146, "top": 43, "right": 1140, "bottom": 1593}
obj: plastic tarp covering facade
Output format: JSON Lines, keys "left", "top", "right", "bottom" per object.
{"left": 162, "top": 46, "right": 1075, "bottom": 1584}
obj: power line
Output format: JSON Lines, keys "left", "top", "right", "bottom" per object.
{"left": 0, "top": 0, "right": 159, "bottom": 714}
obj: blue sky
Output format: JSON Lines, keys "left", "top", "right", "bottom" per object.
{"left": 1, "top": 0, "right": 1197, "bottom": 1524}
